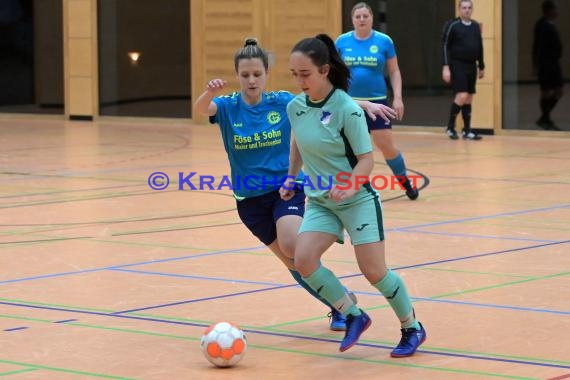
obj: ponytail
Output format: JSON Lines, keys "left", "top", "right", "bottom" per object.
{"left": 291, "top": 34, "right": 351, "bottom": 91}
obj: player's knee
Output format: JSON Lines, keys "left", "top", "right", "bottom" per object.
{"left": 363, "top": 267, "right": 388, "bottom": 285}
{"left": 455, "top": 93, "right": 469, "bottom": 104}
{"left": 292, "top": 252, "right": 317, "bottom": 276}
{"left": 278, "top": 239, "right": 295, "bottom": 258}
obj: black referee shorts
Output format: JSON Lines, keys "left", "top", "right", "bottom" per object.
{"left": 450, "top": 60, "right": 478, "bottom": 94}
{"left": 538, "top": 61, "right": 563, "bottom": 91}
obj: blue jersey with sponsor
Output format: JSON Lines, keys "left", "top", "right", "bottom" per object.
{"left": 336, "top": 30, "right": 396, "bottom": 100}
{"left": 210, "top": 91, "right": 295, "bottom": 198}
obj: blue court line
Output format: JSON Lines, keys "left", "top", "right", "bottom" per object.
{"left": 350, "top": 290, "right": 569, "bottom": 315}
{"left": 0, "top": 245, "right": 265, "bottom": 285}
{"left": 3, "top": 326, "right": 28, "bottom": 332}
{"left": 107, "top": 239, "right": 568, "bottom": 314}
{"left": 54, "top": 319, "right": 77, "bottom": 323}
{"left": 387, "top": 203, "right": 570, "bottom": 231}
{"left": 109, "top": 268, "right": 283, "bottom": 286}
{"left": 1, "top": 300, "right": 569, "bottom": 370}
{"left": 413, "top": 297, "right": 570, "bottom": 315}
{"left": 0, "top": 183, "right": 145, "bottom": 200}
{"left": 109, "top": 270, "right": 569, "bottom": 316}
{"left": 392, "top": 228, "right": 559, "bottom": 243}
{"left": 110, "top": 284, "right": 292, "bottom": 314}
{"left": 378, "top": 239, "right": 569, "bottom": 273}
{"left": 1, "top": 203, "right": 568, "bottom": 285}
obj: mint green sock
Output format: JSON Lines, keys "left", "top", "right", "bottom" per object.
{"left": 373, "top": 270, "right": 419, "bottom": 329}
{"left": 303, "top": 265, "right": 360, "bottom": 317}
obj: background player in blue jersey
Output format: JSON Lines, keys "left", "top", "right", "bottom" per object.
{"left": 194, "top": 39, "right": 355, "bottom": 331}
{"left": 336, "top": 2, "right": 419, "bottom": 200}
{"left": 281, "top": 33, "right": 426, "bottom": 357}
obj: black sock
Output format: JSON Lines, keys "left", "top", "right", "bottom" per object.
{"left": 540, "top": 97, "right": 553, "bottom": 122}
{"left": 448, "top": 103, "right": 461, "bottom": 130}
{"left": 548, "top": 96, "right": 559, "bottom": 114}
{"left": 461, "top": 104, "right": 472, "bottom": 131}
{"left": 398, "top": 176, "right": 414, "bottom": 191}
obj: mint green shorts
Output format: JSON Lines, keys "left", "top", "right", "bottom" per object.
{"left": 299, "top": 185, "right": 384, "bottom": 245}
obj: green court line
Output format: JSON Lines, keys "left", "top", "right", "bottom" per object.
{"left": 248, "top": 345, "right": 540, "bottom": 380}
{"left": 0, "top": 314, "right": 53, "bottom": 323}
{"left": 403, "top": 266, "right": 534, "bottom": 279}
{"left": 432, "top": 271, "right": 569, "bottom": 299}
{"left": 0, "top": 189, "right": 153, "bottom": 209}
{"left": 2, "top": 270, "right": 569, "bottom": 369}
{"left": 0, "top": 360, "right": 132, "bottom": 379}
{"left": 267, "top": 270, "right": 569, "bottom": 328}
{"left": 3, "top": 297, "right": 570, "bottom": 370}
{"left": 268, "top": 272, "right": 570, "bottom": 328}
{"left": 109, "top": 220, "right": 241, "bottom": 236}
{"left": 0, "top": 368, "right": 38, "bottom": 376}
{"left": 3, "top": 232, "right": 536, "bottom": 281}
{"left": 0, "top": 299, "right": 115, "bottom": 313}
{"left": 1, "top": 184, "right": 235, "bottom": 210}
{"left": 0, "top": 233, "right": 260, "bottom": 255}
{"left": 1, "top": 207, "right": 236, "bottom": 235}
{"left": 0, "top": 315, "right": 539, "bottom": 379}
{"left": 391, "top": 207, "right": 570, "bottom": 232}
{"left": 0, "top": 237, "right": 90, "bottom": 249}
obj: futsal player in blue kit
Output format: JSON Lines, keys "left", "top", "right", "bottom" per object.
{"left": 336, "top": 2, "right": 419, "bottom": 200}
{"left": 194, "top": 39, "right": 355, "bottom": 331}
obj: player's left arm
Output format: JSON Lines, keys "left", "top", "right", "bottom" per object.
{"left": 386, "top": 56, "right": 404, "bottom": 120}
{"left": 329, "top": 106, "right": 373, "bottom": 202}
{"left": 329, "top": 152, "right": 373, "bottom": 202}
{"left": 477, "top": 23, "right": 485, "bottom": 78}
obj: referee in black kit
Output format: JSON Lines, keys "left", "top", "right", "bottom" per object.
{"left": 442, "top": 0, "right": 484, "bottom": 140}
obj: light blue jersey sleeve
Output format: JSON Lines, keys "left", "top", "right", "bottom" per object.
{"left": 210, "top": 93, "right": 235, "bottom": 127}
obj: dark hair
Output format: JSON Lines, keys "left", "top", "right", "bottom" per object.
{"left": 291, "top": 33, "right": 351, "bottom": 92}
{"left": 351, "top": 2, "right": 373, "bottom": 16}
{"left": 234, "top": 38, "right": 269, "bottom": 72}
{"left": 542, "top": 0, "right": 556, "bottom": 13}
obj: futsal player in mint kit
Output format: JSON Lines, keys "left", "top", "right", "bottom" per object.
{"left": 281, "top": 34, "right": 426, "bottom": 356}
{"left": 194, "top": 38, "right": 354, "bottom": 331}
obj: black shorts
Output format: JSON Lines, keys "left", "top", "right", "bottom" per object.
{"left": 236, "top": 190, "right": 305, "bottom": 245}
{"left": 365, "top": 99, "right": 392, "bottom": 131}
{"left": 538, "top": 61, "right": 563, "bottom": 91}
{"left": 450, "top": 60, "right": 477, "bottom": 94}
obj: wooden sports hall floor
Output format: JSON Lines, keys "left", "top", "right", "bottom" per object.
{"left": 0, "top": 118, "right": 569, "bottom": 379}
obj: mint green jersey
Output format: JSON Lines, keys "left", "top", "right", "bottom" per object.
{"left": 286, "top": 89, "right": 372, "bottom": 199}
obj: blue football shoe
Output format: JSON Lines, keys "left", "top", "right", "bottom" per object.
{"left": 328, "top": 309, "right": 347, "bottom": 331}
{"left": 390, "top": 322, "right": 426, "bottom": 357}
{"left": 339, "top": 310, "right": 371, "bottom": 352}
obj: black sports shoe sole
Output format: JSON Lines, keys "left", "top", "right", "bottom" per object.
{"left": 406, "top": 189, "right": 419, "bottom": 200}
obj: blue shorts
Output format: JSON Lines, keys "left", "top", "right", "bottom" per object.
{"left": 365, "top": 99, "right": 392, "bottom": 131}
{"left": 236, "top": 190, "right": 305, "bottom": 245}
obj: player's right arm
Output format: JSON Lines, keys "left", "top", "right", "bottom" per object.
{"left": 280, "top": 132, "right": 303, "bottom": 201}
{"left": 441, "top": 20, "right": 454, "bottom": 83}
{"left": 194, "top": 78, "right": 227, "bottom": 116}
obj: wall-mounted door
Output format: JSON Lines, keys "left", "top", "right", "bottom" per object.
{"left": 0, "top": 0, "right": 64, "bottom": 114}
{"left": 98, "top": 0, "right": 191, "bottom": 118}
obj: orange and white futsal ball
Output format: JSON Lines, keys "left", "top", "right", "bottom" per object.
{"left": 200, "top": 322, "right": 247, "bottom": 367}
